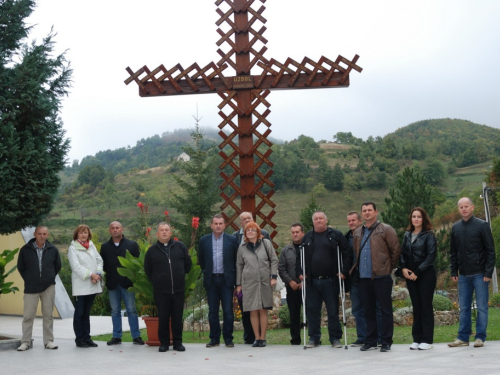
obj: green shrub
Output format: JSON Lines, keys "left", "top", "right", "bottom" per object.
{"left": 433, "top": 294, "right": 453, "bottom": 311}
{"left": 491, "top": 293, "right": 500, "bottom": 307}
{"left": 278, "top": 304, "right": 303, "bottom": 326}
{"left": 392, "top": 297, "right": 412, "bottom": 310}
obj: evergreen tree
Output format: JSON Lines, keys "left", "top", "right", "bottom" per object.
{"left": 299, "top": 194, "right": 327, "bottom": 232}
{"left": 0, "top": 0, "right": 72, "bottom": 234}
{"left": 169, "top": 114, "right": 220, "bottom": 244}
{"left": 381, "top": 167, "right": 435, "bottom": 239}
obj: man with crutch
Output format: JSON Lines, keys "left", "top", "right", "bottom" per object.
{"left": 296, "top": 211, "right": 352, "bottom": 348}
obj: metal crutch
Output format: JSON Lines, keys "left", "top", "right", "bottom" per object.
{"left": 337, "top": 245, "right": 348, "bottom": 349}
{"left": 300, "top": 244, "right": 307, "bottom": 350}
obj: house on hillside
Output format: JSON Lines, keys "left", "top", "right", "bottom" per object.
{"left": 175, "top": 152, "right": 191, "bottom": 162}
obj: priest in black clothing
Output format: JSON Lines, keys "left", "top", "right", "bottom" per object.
{"left": 144, "top": 222, "right": 192, "bottom": 352}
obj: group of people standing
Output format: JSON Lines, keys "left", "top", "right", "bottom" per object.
{"left": 280, "top": 198, "right": 495, "bottom": 352}
{"left": 15, "top": 196, "right": 495, "bottom": 353}
{"left": 16, "top": 222, "right": 146, "bottom": 351}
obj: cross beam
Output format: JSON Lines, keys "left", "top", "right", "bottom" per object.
{"left": 125, "top": 0, "right": 362, "bottom": 245}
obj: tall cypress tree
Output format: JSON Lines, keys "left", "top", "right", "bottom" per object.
{"left": 0, "top": 0, "right": 72, "bottom": 234}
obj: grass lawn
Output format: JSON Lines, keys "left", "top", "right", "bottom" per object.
{"left": 93, "top": 307, "right": 500, "bottom": 345}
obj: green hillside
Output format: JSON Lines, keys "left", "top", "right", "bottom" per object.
{"left": 48, "top": 118, "right": 500, "bottom": 249}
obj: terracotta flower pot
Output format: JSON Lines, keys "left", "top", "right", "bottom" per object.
{"left": 142, "top": 316, "right": 173, "bottom": 346}
{"left": 142, "top": 316, "right": 160, "bottom": 346}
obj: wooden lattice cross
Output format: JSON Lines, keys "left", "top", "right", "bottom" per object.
{"left": 125, "top": 0, "right": 362, "bottom": 245}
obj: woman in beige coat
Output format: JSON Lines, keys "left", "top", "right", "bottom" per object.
{"left": 236, "top": 221, "right": 278, "bottom": 347}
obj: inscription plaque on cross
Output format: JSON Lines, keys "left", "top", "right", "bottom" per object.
{"left": 125, "top": 0, "right": 362, "bottom": 245}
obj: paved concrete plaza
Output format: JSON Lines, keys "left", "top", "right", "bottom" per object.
{"left": 1, "top": 315, "right": 498, "bottom": 375}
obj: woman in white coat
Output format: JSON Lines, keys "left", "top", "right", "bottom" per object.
{"left": 68, "top": 224, "right": 103, "bottom": 348}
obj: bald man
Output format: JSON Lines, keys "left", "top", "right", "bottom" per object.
{"left": 448, "top": 197, "right": 495, "bottom": 348}
{"left": 100, "top": 221, "right": 144, "bottom": 345}
{"left": 17, "top": 226, "right": 61, "bottom": 351}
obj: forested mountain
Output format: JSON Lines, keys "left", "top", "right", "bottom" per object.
{"left": 391, "top": 119, "right": 500, "bottom": 167}
{"left": 65, "top": 128, "right": 283, "bottom": 176}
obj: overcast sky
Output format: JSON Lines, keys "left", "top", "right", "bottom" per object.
{"left": 26, "top": 0, "right": 500, "bottom": 163}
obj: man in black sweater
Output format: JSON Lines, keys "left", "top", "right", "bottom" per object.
{"left": 296, "top": 212, "right": 352, "bottom": 348}
{"left": 100, "top": 221, "right": 144, "bottom": 346}
{"left": 144, "top": 222, "right": 192, "bottom": 352}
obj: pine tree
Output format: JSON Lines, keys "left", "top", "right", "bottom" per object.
{"left": 299, "top": 194, "right": 328, "bottom": 232}
{"left": 381, "top": 167, "right": 435, "bottom": 239}
{"left": 0, "top": 0, "right": 72, "bottom": 234}
{"left": 169, "top": 112, "right": 220, "bottom": 244}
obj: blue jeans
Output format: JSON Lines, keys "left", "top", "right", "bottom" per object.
{"left": 458, "top": 274, "right": 490, "bottom": 342}
{"left": 207, "top": 275, "right": 234, "bottom": 342}
{"left": 108, "top": 286, "right": 141, "bottom": 339}
{"left": 306, "top": 277, "right": 341, "bottom": 344}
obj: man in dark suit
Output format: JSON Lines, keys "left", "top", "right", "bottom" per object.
{"left": 199, "top": 214, "right": 239, "bottom": 348}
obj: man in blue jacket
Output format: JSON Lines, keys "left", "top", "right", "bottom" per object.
{"left": 17, "top": 226, "right": 61, "bottom": 351}
{"left": 198, "top": 214, "right": 239, "bottom": 348}
{"left": 448, "top": 197, "right": 496, "bottom": 348}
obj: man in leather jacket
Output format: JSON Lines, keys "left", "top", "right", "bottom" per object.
{"left": 448, "top": 197, "right": 496, "bottom": 348}
{"left": 353, "top": 202, "right": 400, "bottom": 352}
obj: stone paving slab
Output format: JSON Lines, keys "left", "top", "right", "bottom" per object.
{"left": 1, "top": 315, "right": 499, "bottom": 375}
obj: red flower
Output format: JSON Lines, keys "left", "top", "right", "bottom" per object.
{"left": 174, "top": 237, "right": 179, "bottom": 241}
{"left": 191, "top": 217, "right": 200, "bottom": 229}
{"left": 164, "top": 211, "right": 169, "bottom": 216}
{"left": 145, "top": 227, "right": 151, "bottom": 237}
{"left": 137, "top": 202, "right": 144, "bottom": 208}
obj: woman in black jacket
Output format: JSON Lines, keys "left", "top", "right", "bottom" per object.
{"left": 400, "top": 207, "right": 437, "bottom": 351}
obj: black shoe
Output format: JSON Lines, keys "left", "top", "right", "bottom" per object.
{"left": 351, "top": 340, "right": 365, "bottom": 347}
{"left": 380, "top": 344, "right": 391, "bottom": 352}
{"left": 76, "top": 340, "right": 89, "bottom": 348}
{"left": 360, "top": 343, "right": 377, "bottom": 351}
{"left": 173, "top": 344, "right": 185, "bottom": 352}
{"left": 133, "top": 337, "right": 145, "bottom": 345}
{"left": 258, "top": 340, "right": 267, "bottom": 347}
{"left": 206, "top": 340, "right": 220, "bottom": 348}
{"left": 86, "top": 339, "right": 98, "bottom": 347}
{"left": 225, "top": 341, "right": 234, "bottom": 348}
{"left": 107, "top": 337, "right": 122, "bottom": 346}
{"left": 159, "top": 343, "right": 169, "bottom": 352}
{"left": 252, "top": 340, "right": 260, "bottom": 347}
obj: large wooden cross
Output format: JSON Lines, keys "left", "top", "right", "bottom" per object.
{"left": 125, "top": 0, "right": 362, "bottom": 244}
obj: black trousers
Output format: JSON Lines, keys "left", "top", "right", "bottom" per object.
{"left": 73, "top": 294, "right": 96, "bottom": 342}
{"left": 406, "top": 267, "right": 436, "bottom": 344}
{"left": 154, "top": 291, "right": 184, "bottom": 346}
{"left": 238, "top": 298, "right": 255, "bottom": 343}
{"left": 360, "top": 276, "right": 394, "bottom": 346}
{"left": 286, "top": 285, "right": 303, "bottom": 345}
